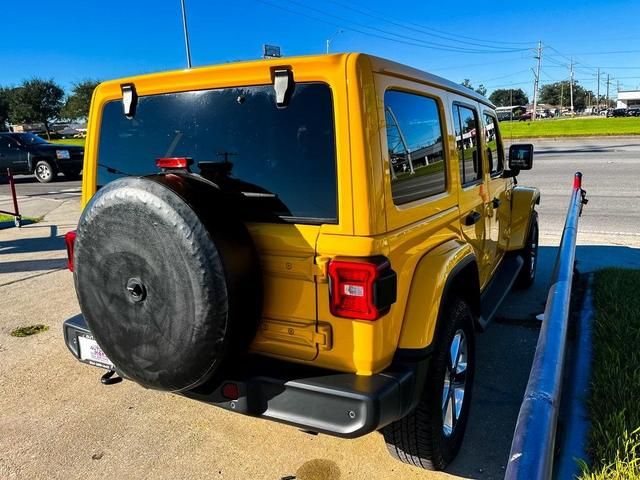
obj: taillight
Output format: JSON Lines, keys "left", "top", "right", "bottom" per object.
{"left": 64, "top": 230, "right": 76, "bottom": 272}
{"left": 327, "top": 257, "right": 397, "bottom": 321}
{"left": 156, "top": 157, "right": 193, "bottom": 170}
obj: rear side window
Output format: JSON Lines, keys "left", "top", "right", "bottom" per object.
{"left": 384, "top": 90, "right": 446, "bottom": 205}
{"left": 453, "top": 105, "right": 481, "bottom": 185}
{"left": 483, "top": 113, "right": 504, "bottom": 176}
{"left": 97, "top": 83, "right": 337, "bottom": 224}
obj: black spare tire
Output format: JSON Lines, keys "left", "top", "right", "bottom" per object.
{"left": 74, "top": 174, "right": 262, "bottom": 392}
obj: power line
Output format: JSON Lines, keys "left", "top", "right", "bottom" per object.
{"left": 323, "top": 0, "right": 533, "bottom": 50}
{"left": 281, "top": 0, "right": 531, "bottom": 53}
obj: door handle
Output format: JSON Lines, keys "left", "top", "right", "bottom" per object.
{"left": 464, "top": 211, "right": 482, "bottom": 226}
{"left": 492, "top": 197, "right": 502, "bottom": 209}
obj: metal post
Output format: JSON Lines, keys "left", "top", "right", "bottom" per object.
{"left": 505, "top": 172, "right": 588, "bottom": 480}
{"left": 8, "top": 169, "right": 19, "bottom": 218}
{"left": 180, "top": 0, "right": 193, "bottom": 68}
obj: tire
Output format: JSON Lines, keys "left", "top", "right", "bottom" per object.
{"left": 516, "top": 210, "right": 539, "bottom": 289}
{"left": 383, "top": 297, "right": 476, "bottom": 470}
{"left": 74, "top": 174, "right": 262, "bottom": 392}
{"left": 34, "top": 160, "right": 55, "bottom": 183}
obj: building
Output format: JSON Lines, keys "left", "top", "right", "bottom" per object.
{"left": 616, "top": 90, "right": 640, "bottom": 109}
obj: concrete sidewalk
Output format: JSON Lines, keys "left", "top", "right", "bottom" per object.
{"left": 0, "top": 197, "right": 80, "bottom": 287}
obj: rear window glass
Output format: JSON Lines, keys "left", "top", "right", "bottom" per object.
{"left": 97, "top": 83, "right": 337, "bottom": 223}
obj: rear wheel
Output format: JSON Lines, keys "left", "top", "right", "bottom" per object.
{"left": 34, "top": 160, "right": 55, "bottom": 183}
{"left": 516, "top": 210, "right": 539, "bottom": 289}
{"left": 383, "top": 297, "right": 476, "bottom": 470}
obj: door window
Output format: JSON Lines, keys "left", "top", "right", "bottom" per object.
{"left": 483, "top": 113, "right": 504, "bottom": 176}
{"left": 384, "top": 90, "right": 446, "bottom": 205}
{"left": 453, "top": 105, "right": 481, "bottom": 185}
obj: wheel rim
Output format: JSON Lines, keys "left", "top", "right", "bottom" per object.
{"left": 442, "top": 329, "right": 468, "bottom": 437}
{"left": 36, "top": 164, "right": 50, "bottom": 180}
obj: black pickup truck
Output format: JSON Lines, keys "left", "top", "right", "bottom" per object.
{"left": 0, "top": 132, "right": 83, "bottom": 183}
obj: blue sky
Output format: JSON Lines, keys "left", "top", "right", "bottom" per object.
{"left": 2, "top": 0, "right": 640, "bottom": 99}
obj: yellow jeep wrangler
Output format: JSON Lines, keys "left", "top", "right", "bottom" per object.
{"left": 63, "top": 53, "right": 539, "bottom": 470}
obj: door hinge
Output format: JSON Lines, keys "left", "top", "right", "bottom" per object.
{"left": 313, "top": 256, "right": 331, "bottom": 282}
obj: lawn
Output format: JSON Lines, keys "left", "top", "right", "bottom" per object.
{"left": 500, "top": 117, "right": 640, "bottom": 139}
{"left": 49, "top": 138, "right": 86, "bottom": 146}
{"left": 579, "top": 268, "right": 640, "bottom": 479}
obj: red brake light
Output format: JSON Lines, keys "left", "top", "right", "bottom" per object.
{"left": 64, "top": 230, "right": 76, "bottom": 272}
{"left": 156, "top": 157, "right": 193, "bottom": 169}
{"left": 327, "top": 257, "right": 397, "bottom": 321}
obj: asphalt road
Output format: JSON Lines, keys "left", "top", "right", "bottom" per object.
{"left": 1, "top": 137, "right": 640, "bottom": 480}
{"left": 516, "top": 136, "right": 640, "bottom": 246}
{"left": 0, "top": 175, "right": 82, "bottom": 201}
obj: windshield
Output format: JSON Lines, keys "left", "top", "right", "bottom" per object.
{"left": 15, "top": 133, "right": 49, "bottom": 145}
{"left": 97, "top": 82, "right": 338, "bottom": 223}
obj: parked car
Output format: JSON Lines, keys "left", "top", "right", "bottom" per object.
{"left": 519, "top": 112, "right": 533, "bottom": 121}
{"left": 62, "top": 53, "right": 539, "bottom": 471}
{"left": 0, "top": 132, "right": 83, "bottom": 182}
{"left": 612, "top": 108, "right": 628, "bottom": 117}
{"left": 627, "top": 107, "right": 640, "bottom": 117}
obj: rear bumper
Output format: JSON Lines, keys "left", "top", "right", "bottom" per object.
{"left": 63, "top": 314, "right": 428, "bottom": 438}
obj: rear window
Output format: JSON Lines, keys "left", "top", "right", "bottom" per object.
{"left": 97, "top": 83, "right": 337, "bottom": 223}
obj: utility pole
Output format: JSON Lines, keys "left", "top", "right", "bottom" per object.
{"left": 569, "top": 58, "right": 574, "bottom": 117}
{"left": 180, "top": 0, "right": 192, "bottom": 68}
{"left": 560, "top": 82, "right": 564, "bottom": 113}
{"left": 606, "top": 74, "right": 611, "bottom": 108}
{"left": 510, "top": 89, "right": 513, "bottom": 121}
{"left": 597, "top": 68, "right": 600, "bottom": 113}
{"left": 532, "top": 41, "right": 543, "bottom": 121}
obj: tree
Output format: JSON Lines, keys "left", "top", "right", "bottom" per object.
{"left": 461, "top": 79, "right": 487, "bottom": 97}
{"left": 9, "top": 78, "right": 64, "bottom": 139}
{"left": 539, "top": 81, "right": 594, "bottom": 111}
{"left": 0, "top": 87, "right": 11, "bottom": 131}
{"left": 489, "top": 88, "right": 529, "bottom": 107}
{"left": 62, "top": 80, "right": 99, "bottom": 120}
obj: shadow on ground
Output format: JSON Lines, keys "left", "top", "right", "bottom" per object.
{"left": 446, "top": 243, "right": 640, "bottom": 479}
{"left": 0, "top": 225, "right": 62, "bottom": 256}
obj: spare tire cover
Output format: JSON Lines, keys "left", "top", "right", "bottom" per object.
{"left": 74, "top": 175, "right": 261, "bottom": 392}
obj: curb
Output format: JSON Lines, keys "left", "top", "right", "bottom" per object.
{"left": 554, "top": 274, "right": 594, "bottom": 479}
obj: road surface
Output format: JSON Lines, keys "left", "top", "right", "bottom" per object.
{"left": 517, "top": 136, "right": 640, "bottom": 246}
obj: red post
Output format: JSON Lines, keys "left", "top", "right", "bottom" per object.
{"left": 7, "top": 168, "right": 20, "bottom": 217}
{"left": 573, "top": 171, "right": 583, "bottom": 190}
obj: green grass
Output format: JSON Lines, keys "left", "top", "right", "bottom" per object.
{"left": 10, "top": 324, "right": 49, "bottom": 337}
{"left": 0, "top": 214, "right": 39, "bottom": 225}
{"left": 394, "top": 159, "right": 444, "bottom": 180}
{"left": 579, "top": 269, "right": 640, "bottom": 479}
{"left": 500, "top": 117, "right": 640, "bottom": 139}
{"left": 49, "top": 138, "right": 86, "bottom": 146}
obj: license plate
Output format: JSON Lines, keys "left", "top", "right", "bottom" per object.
{"left": 77, "top": 334, "right": 113, "bottom": 369}
{"left": 56, "top": 150, "right": 71, "bottom": 159}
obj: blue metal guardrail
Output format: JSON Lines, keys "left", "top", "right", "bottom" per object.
{"left": 505, "top": 172, "right": 588, "bottom": 480}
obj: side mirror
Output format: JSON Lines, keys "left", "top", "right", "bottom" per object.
{"left": 508, "top": 144, "right": 534, "bottom": 171}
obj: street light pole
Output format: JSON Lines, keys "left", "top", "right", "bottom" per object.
{"left": 180, "top": 0, "right": 193, "bottom": 68}
{"left": 326, "top": 29, "right": 343, "bottom": 54}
